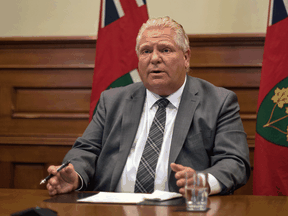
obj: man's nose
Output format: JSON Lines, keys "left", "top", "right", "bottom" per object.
{"left": 150, "top": 50, "right": 162, "bottom": 64}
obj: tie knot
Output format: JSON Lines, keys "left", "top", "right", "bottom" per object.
{"left": 156, "top": 98, "right": 169, "bottom": 108}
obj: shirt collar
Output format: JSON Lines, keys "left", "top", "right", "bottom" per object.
{"left": 146, "top": 76, "right": 187, "bottom": 109}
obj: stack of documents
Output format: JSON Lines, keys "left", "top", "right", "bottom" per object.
{"left": 77, "top": 190, "right": 182, "bottom": 204}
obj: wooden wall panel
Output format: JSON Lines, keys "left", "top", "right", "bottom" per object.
{"left": 0, "top": 145, "right": 71, "bottom": 162}
{"left": 13, "top": 88, "right": 90, "bottom": 119}
{"left": 15, "top": 89, "right": 90, "bottom": 112}
{"left": 0, "top": 144, "right": 70, "bottom": 189}
{"left": 0, "top": 69, "right": 93, "bottom": 88}
{"left": 191, "top": 67, "right": 261, "bottom": 88}
{"left": 0, "top": 34, "right": 265, "bottom": 195}
{"left": 0, "top": 162, "right": 13, "bottom": 188}
{"left": 242, "top": 119, "right": 257, "bottom": 139}
{"left": 13, "top": 164, "right": 46, "bottom": 189}
{"left": 233, "top": 89, "right": 259, "bottom": 113}
{"left": 190, "top": 46, "right": 263, "bottom": 67}
{"left": 0, "top": 48, "right": 95, "bottom": 67}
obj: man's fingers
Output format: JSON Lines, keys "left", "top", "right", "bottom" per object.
{"left": 179, "top": 187, "right": 185, "bottom": 195}
{"left": 47, "top": 180, "right": 72, "bottom": 196}
{"left": 171, "top": 163, "right": 195, "bottom": 180}
{"left": 170, "top": 163, "right": 194, "bottom": 173}
{"left": 47, "top": 165, "right": 55, "bottom": 174}
{"left": 48, "top": 175, "right": 59, "bottom": 187}
{"left": 47, "top": 183, "right": 57, "bottom": 196}
{"left": 176, "top": 178, "right": 186, "bottom": 187}
{"left": 176, "top": 173, "right": 197, "bottom": 189}
{"left": 170, "top": 163, "right": 185, "bottom": 172}
{"left": 47, "top": 165, "right": 60, "bottom": 175}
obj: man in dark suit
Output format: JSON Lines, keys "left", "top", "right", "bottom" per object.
{"left": 46, "top": 17, "right": 250, "bottom": 196}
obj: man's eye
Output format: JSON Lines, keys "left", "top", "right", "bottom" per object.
{"left": 141, "top": 49, "right": 151, "bottom": 54}
{"left": 162, "top": 48, "right": 171, "bottom": 53}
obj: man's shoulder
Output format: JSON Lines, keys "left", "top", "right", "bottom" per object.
{"left": 189, "top": 76, "right": 235, "bottom": 97}
{"left": 101, "top": 82, "right": 145, "bottom": 98}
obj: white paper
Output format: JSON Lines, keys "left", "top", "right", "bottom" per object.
{"left": 77, "top": 190, "right": 182, "bottom": 204}
{"left": 145, "top": 190, "right": 182, "bottom": 201}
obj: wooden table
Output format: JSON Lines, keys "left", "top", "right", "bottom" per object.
{"left": 1, "top": 188, "right": 288, "bottom": 216}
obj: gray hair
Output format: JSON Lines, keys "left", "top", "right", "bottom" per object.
{"left": 135, "top": 16, "right": 190, "bottom": 56}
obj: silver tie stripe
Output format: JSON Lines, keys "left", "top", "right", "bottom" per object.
{"left": 134, "top": 98, "right": 170, "bottom": 193}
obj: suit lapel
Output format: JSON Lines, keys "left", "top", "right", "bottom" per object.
{"left": 110, "top": 84, "right": 146, "bottom": 191}
{"left": 168, "top": 76, "right": 199, "bottom": 178}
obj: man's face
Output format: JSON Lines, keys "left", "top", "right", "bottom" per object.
{"left": 137, "top": 27, "right": 190, "bottom": 96}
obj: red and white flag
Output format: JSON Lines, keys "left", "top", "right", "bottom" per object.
{"left": 89, "top": 0, "right": 149, "bottom": 120}
{"left": 253, "top": 0, "right": 288, "bottom": 196}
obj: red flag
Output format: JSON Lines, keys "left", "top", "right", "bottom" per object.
{"left": 89, "top": 0, "right": 149, "bottom": 120}
{"left": 253, "top": 0, "right": 288, "bottom": 196}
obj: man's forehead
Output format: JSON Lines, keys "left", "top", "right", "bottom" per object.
{"left": 139, "top": 27, "right": 176, "bottom": 44}
{"left": 144, "top": 27, "right": 174, "bottom": 37}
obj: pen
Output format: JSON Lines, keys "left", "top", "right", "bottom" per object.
{"left": 40, "top": 160, "right": 71, "bottom": 185}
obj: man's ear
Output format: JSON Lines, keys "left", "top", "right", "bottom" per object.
{"left": 184, "top": 49, "right": 191, "bottom": 69}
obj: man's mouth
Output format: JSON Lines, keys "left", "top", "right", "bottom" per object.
{"left": 151, "top": 70, "right": 163, "bottom": 73}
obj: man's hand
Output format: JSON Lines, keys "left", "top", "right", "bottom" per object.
{"left": 170, "top": 163, "right": 196, "bottom": 195}
{"left": 46, "top": 163, "right": 79, "bottom": 196}
{"left": 170, "top": 163, "right": 211, "bottom": 195}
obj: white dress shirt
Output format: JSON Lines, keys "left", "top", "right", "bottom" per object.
{"left": 115, "top": 78, "right": 221, "bottom": 194}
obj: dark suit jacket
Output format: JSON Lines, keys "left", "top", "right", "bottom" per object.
{"left": 64, "top": 75, "right": 250, "bottom": 195}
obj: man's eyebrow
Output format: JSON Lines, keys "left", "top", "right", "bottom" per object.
{"left": 142, "top": 41, "right": 174, "bottom": 46}
{"left": 158, "top": 42, "right": 174, "bottom": 46}
{"left": 139, "top": 40, "right": 175, "bottom": 50}
{"left": 157, "top": 40, "right": 175, "bottom": 45}
{"left": 139, "top": 43, "right": 151, "bottom": 49}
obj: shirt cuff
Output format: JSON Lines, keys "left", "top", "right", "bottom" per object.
{"left": 75, "top": 171, "right": 84, "bottom": 191}
{"left": 208, "top": 173, "right": 221, "bottom": 195}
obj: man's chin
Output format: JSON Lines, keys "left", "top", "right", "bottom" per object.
{"left": 145, "top": 83, "right": 171, "bottom": 96}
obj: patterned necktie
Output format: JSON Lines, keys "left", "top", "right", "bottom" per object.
{"left": 134, "top": 98, "right": 170, "bottom": 193}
